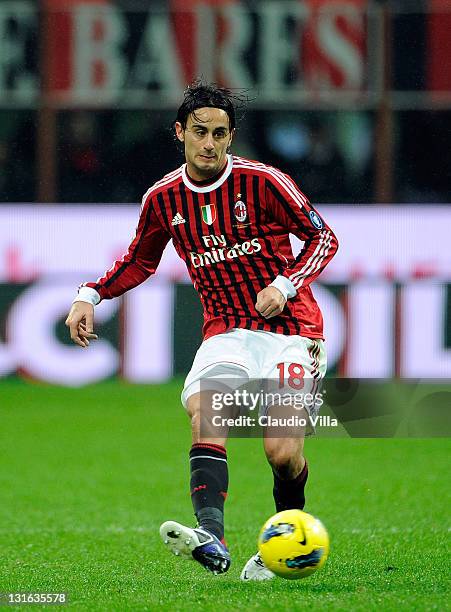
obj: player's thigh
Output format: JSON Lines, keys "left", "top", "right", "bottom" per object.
{"left": 181, "top": 330, "right": 251, "bottom": 407}
{"left": 262, "top": 336, "right": 327, "bottom": 432}
{"left": 182, "top": 330, "right": 251, "bottom": 443}
{"left": 187, "top": 390, "right": 230, "bottom": 446}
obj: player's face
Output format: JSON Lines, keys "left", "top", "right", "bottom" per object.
{"left": 175, "top": 107, "right": 234, "bottom": 181}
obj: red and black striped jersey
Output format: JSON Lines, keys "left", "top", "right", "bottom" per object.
{"left": 83, "top": 155, "right": 338, "bottom": 339}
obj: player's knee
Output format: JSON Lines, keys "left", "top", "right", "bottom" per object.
{"left": 265, "top": 445, "right": 303, "bottom": 478}
{"left": 265, "top": 446, "right": 293, "bottom": 469}
{"left": 186, "top": 394, "right": 201, "bottom": 419}
{"left": 186, "top": 394, "right": 215, "bottom": 439}
{"left": 186, "top": 391, "right": 229, "bottom": 444}
{"left": 190, "top": 409, "right": 201, "bottom": 438}
{"left": 185, "top": 397, "right": 200, "bottom": 439}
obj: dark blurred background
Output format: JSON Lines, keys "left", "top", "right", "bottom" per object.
{"left": 0, "top": 0, "right": 450, "bottom": 205}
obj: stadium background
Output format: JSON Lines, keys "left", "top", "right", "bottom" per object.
{"left": 1, "top": 1, "right": 450, "bottom": 610}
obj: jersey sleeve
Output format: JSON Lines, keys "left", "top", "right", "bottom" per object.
{"left": 82, "top": 194, "right": 171, "bottom": 301}
{"left": 265, "top": 169, "right": 338, "bottom": 291}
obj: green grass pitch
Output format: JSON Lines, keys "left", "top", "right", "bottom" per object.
{"left": 1, "top": 380, "right": 449, "bottom": 611}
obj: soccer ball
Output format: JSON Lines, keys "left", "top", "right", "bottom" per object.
{"left": 258, "top": 509, "right": 329, "bottom": 580}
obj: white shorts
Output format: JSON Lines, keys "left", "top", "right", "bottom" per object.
{"left": 181, "top": 328, "right": 327, "bottom": 421}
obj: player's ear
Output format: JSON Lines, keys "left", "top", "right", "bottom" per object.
{"left": 175, "top": 121, "right": 184, "bottom": 143}
{"left": 228, "top": 128, "right": 235, "bottom": 149}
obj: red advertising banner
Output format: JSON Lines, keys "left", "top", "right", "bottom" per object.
{"left": 40, "top": 0, "right": 369, "bottom": 104}
{"left": 0, "top": 0, "right": 449, "bottom": 108}
{"left": 427, "top": 0, "right": 451, "bottom": 91}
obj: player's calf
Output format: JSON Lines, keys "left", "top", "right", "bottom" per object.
{"left": 263, "top": 423, "right": 308, "bottom": 512}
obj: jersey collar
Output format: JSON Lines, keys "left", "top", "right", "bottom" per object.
{"left": 182, "top": 154, "right": 233, "bottom": 193}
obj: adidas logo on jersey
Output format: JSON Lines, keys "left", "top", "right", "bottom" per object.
{"left": 171, "top": 212, "right": 186, "bottom": 226}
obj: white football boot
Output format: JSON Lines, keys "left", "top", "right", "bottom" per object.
{"left": 240, "top": 552, "right": 275, "bottom": 581}
{"left": 160, "top": 520, "right": 230, "bottom": 574}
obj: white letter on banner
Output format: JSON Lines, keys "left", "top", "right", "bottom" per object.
{"left": 72, "top": 4, "right": 126, "bottom": 102}
{"left": 316, "top": 3, "right": 364, "bottom": 89}
{"left": 401, "top": 282, "right": 451, "bottom": 378}
{"left": 122, "top": 283, "right": 173, "bottom": 382}
{"left": 258, "top": 2, "right": 308, "bottom": 95}
{"left": 7, "top": 281, "right": 119, "bottom": 385}
{"left": 347, "top": 281, "right": 395, "bottom": 378}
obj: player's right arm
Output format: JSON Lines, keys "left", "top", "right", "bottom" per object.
{"left": 65, "top": 195, "right": 171, "bottom": 347}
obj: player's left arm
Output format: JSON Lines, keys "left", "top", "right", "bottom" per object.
{"left": 256, "top": 171, "right": 338, "bottom": 318}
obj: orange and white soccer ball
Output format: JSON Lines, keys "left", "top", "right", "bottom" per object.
{"left": 258, "top": 509, "right": 329, "bottom": 580}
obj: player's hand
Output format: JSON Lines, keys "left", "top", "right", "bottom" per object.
{"left": 65, "top": 301, "right": 98, "bottom": 348}
{"left": 255, "top": 287, "right": 287, "bottom": 319}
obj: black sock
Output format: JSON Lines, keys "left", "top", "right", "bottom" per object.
{"left": 189, "top": 443, "right": 228, "bottom": 541}
{"left": 273, "top": 459, "right": 308, "bottom": 512}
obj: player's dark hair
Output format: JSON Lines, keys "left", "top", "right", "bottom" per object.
{"left": 175, "top": 80, "right": 247, "bottom": 131}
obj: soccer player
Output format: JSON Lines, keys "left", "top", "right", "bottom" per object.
{"left": 65, "top": 82, "right": 338, "bottom": 580}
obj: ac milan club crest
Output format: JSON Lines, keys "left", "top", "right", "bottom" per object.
{"left": 201, "top": 203, "right": 216, "bottom": 225}
{"left": 234, "top": 194, "right": 247, "bottom": 223}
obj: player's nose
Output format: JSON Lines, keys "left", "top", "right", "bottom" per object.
{"left": 204, "top": 135, "right": 215, "bottom": 150}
